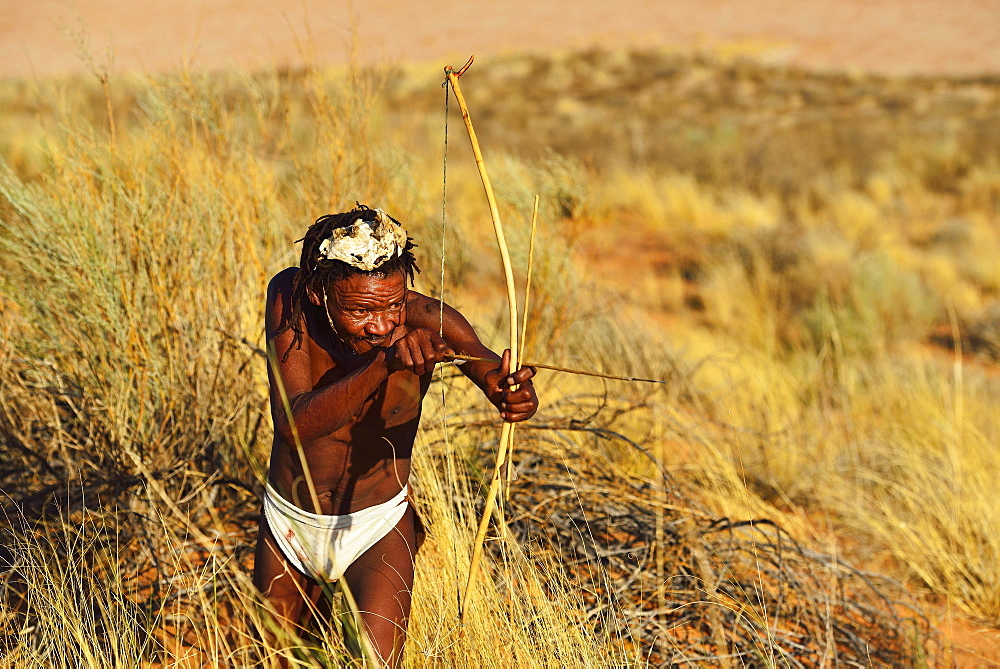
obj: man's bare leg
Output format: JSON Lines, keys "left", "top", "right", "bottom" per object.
{"left": 342, "top": 506, "right": 418, "bottom": 668}
{"left": 253, "top": 515, "right": 320, "bottom": 665}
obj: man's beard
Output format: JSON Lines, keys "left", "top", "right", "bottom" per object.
{"left": 350, "top": 330, "right": 394, "bottom": 353}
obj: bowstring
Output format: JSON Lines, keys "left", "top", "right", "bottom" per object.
{"left": 440, "top": 77, "right": 448, "bottom": 339}
{"left": 439, "top": 74, "right": 463, "bottom": 618}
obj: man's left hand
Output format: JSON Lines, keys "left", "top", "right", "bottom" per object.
{"left": 484, "top": 349, "right": 538, "bottom": 422}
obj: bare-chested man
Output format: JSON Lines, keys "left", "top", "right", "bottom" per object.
{"left": 253, "top": 204, "right": 538, "bottom": 666}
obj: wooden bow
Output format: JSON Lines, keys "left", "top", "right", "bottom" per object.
{"left": 444, "top": 57, "right": 520, "bottom": 624}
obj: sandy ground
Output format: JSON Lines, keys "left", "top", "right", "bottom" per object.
{"left": 2, "top": 0, "right": 1000, "bottom": 80}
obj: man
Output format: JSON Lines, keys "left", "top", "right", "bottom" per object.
{"left": 253, "top": 204, "right": 538, "bottom": 666}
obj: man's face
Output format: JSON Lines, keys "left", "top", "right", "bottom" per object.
{"left": 322, "top": 271, "right": 407, "bottom": 354}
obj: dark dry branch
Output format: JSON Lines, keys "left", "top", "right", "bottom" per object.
{"left": 481, "top": 438, "right": 934, "bottom": 668}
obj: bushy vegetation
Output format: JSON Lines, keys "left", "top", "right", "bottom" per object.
{"left": 2, "top": 46, "right": 999, "bottom": 665}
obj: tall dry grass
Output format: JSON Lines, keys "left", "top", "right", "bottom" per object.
{"left": 2, "top": 45, "right": 999, "bottom": 665}
{"left": 0, "top": 61, "right": 627, "bottom": 666}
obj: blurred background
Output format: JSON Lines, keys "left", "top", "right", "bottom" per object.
{"left": 4, "top": 0, "right": 1000, "bottom": 77}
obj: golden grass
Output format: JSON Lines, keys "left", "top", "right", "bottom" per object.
{"left": 2, "top": 46, "right": 999, "bottom": 665}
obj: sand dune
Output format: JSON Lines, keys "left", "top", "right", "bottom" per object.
{"left": 3, "top": 0, "right": 1000, "bottom": 79}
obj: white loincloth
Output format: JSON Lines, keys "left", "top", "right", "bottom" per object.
{"left": 263, "top": 482, "right": 409, "bottom": 582}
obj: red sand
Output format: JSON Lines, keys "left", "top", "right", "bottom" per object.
{"left": 3, "top": 0, "right": 1000, "bottom": 79}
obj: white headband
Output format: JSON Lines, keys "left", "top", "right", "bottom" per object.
{"left": 317, "top": 208, "right": 408, "bottom": 271}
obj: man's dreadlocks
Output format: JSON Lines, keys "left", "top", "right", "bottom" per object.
{"left": 275, "top": 204, "right": 420, "bottom": 358}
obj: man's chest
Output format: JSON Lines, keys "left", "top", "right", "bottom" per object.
{"left": 376, "top": 372, "right": 425, "bottom": 424}
{"left": 307, "top": 345, "right": 426, "bottom": 427}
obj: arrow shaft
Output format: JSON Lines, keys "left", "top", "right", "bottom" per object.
{"left": 445, "top": 353, "right": 668, "bottom": 384}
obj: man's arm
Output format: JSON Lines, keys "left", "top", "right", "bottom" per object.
{"left": 266, "top": 272, "right": 458, "bottom": 445}
{"left": 406, "top": 293, "right": 538, "bottom": 422}
{"left": 265, "top": 269, "right": 393, "bottom": 445}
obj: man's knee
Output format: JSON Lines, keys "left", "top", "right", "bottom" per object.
{"left": 344, "top": 513, "right": 417, "bottom": 616}
{"left": 364, "top": 612, "right": 407, "bottom": 657}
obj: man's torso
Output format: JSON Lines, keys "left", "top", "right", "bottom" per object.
{"left": 267, "top": 270, "right": 436, "bottom": 515}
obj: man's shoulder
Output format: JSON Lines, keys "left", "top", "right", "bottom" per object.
{"left": 267, "top": 267, "right": 299, "bottom": 308}
{"left": 267, "top": 267, "right": 298, "bottom": 298}
{"left": 405, "top": 290, "right": 445, "bottom": 325}
{"left": 404, "top": 291, "right": 479, "bottom": 341}
{"left": 265, "top": 268, "right": 301, "bottom": 337}
{"left": 405, "top": 289, "right": 434, "bottom": 309}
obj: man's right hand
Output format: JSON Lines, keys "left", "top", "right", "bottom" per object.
{"left": 384, "top": 328, "right": 452, "bottom": 376}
